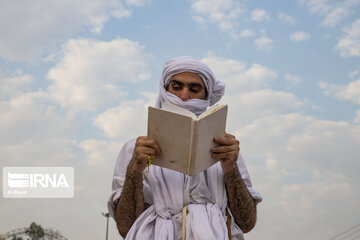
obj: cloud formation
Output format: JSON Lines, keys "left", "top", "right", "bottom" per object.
{"left": 335, "top": 19, "right": 360, "bottom": 57}
{"left": 201, "top": 55, "right": 303, "bottom": 127}
{"left": 190, "top": 0, "right": 246, "bottom": 34}
{"left": 194, "top": 55, "right": 360, "bottom": 240}
{"left": 319, "top": 78, "right": 360, "bottom": 104}
{"left": 277, "top": 12, "right": 296, "bottom": 25}
{"left": 0, "top": 71, "right": 34, "bottom": 99}
{"left": 47, "top": 38, "right": 151, "bottom": 114}
{"left": 299, "top": 0, "right": 360, "bottom": 27}
{"left": 78, "top": 139, "right": 123, "bottom": 165}
{"left": 240, "top": 30, "right": 255, "bottom": 38}
{"left": 254, "top": 37, "right": 274, "bottom": 50}
{"left": 289, "top": 31, "right": 311, "bottom": 42}
{"left": 202, "top": 56, "right": 278, "bottom": 92}
{"left": 0, "top": 0, "right": 147, "bottom": 61}
{"left": 251, "top": 9, "right": 270, "bottom": 22}
{"left": 284, "top": 74, "right": 302, "bottom": 85}
{"left": 94, "top": 99, "right": 147, "bottom": 139}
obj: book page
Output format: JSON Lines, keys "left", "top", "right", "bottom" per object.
{"left": 197, "top": 104, "right": 225, "bottom": 120}
{"left": 192, "top": 105, "right": 228, "bottom": 175}
{"left": 147, "top": 107, "right": 192, "bottom": 174}
{"left": 162, "top": 102, "right": 197, "bottom": 119}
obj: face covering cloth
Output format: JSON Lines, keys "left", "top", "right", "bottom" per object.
{"left": 155, "top": 56, "right": 225, "bottom": 116}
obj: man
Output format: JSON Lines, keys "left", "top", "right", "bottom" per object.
{"left": 108, "top": 56, "right": 262, "bottom": 240}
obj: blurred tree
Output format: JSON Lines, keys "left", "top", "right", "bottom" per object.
{"left": 25, "top": 222, "right": 44, "bottom": 240}
{"left": 11, "top": 235, "right": 23, "bottom": 240}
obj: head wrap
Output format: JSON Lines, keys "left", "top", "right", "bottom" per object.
{"left": 155, "top": 56, "right": 225, "bottom": 115}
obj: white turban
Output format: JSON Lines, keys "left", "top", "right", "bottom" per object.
{"left": 155, "top": 56, "right": 225, "bottom": 115}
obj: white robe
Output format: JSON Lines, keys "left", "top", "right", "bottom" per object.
{"left": 108, "top": 139, "right": 262, "bottom": 240}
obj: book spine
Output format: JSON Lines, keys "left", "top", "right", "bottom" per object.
{"left": 187, "top": 120, "right": 194, "bottom": 175}
{"left": 191, "top": 121, "right": 199, "bottom": 176}
{"left": 187, "top": 120, "right": 198, "bottom": 176}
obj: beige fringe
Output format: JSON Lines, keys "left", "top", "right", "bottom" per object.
{"left": 182, "top": 205, "right": 188, "bottom": 240}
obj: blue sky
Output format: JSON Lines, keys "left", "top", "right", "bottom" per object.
{"left": 0, "top": 0, "right": 360, "bottom": 239}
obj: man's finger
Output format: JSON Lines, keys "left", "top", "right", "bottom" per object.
{"left": 137, "top": 137, "right": 162, "bottom": 156}
{"left": 211, "top": 145, "right": 235, "bottom": 153}
{"left": 212, "top": 150, "right": 238, "bottom": 160}
{"left": 214, "top": 136, "right": 239, "bottom": 146}
{"left": 141, "top": 147, "right": 157, "bottom": 156}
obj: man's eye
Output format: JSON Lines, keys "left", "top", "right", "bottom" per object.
{"left": 172, "top": 85, "right": 181, "bottom": 90}
{"left": 190, "top": 88, "right": 200, "bottom": 93}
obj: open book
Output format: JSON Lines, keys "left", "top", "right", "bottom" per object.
{"left": 147, "top": 102, "right": 228, "bottom": 176}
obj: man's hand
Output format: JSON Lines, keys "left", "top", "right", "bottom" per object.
{"left": 211, "top": 133, "right": 240, "bottom": 174}
{"left": 131, "top": 136, "right": 162, "bottom": 173}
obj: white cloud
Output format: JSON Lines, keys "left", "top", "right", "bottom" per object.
{"left": 355, "top": 109, "right": 360, "bottom": 122}
{"left": 319, "top": 78, "right": 360, "bottom": 104}
{"left": 0, "top": 138, "right": 77, "bottom": 165}
{"left": 289, "top": 31, "right": 311, "bottom": 42}
{"left": 223, "top": 91, "right": 304, "bottom": 130}
{"left": 282, "top": 119, "right": 360, "bottom": 176}
{"left": 239, "top": 113, "right": 360, "bottom": 186}
{"left": 203, "top": 55, "right": 360, "bottom": 238}
{"left": 299, "top": 0, "right": 360, "bottom": 27}
{"left": 191, "top": 0, "right": 243, "bottom": 16}
{"left": 0, "top": 71, "right": 34, "bottom": 99}
{"left": 298, "top": 0, "right": 331, "bottom": 15}
{"left": 254, "top": 36, "right": 274, "bottom": 50}
{"left": 202, "top": 56, "right": 278, "bottom": 92}
{"left": 190, "top": 0, "right": 246, "bottom": 34}
{"left": 284, "top": 74, "right": 302, "bottom": 85}
{"left": 93, "top": 93, "right": 156, "bottom": 139}
{"left": 0, "top": 90, "right": 72, "bottom": 145}
{"left": 266, "top": 179, "right": 359, "bottom": 240}
{"left": 0, "top": 67, "right": 127, "bottom": 239}
{"left": 265, "top": 157, "right": 277, "bottom": 170}
{"left": 192, "top": 15, "right": 207, "bottom": 25}
{"left": 251, "top": 9, "right": 270, "bottom": 22}
{"left": 349, "top": 70, "right": 359, "bottom": 78}
{"left": 0, "top": 67, "right": 125, "bottom": 239}
{"left": 259, "top": 29, "right": 267, "bottom": 35}
{"left": 89, "top": 15, "right": 111, "bottom": 35}
{"left": 319, "top": 81, "right": 343, "bottom": 96}
{"left": 335, "top": 19, "right": 360, "bottom": 57}
{"left": 0, "top": 0, "right": 148, "bottom": 61}
{"left": 239, "top": 30, "right": 255, "bottom": 38}
{"left": 78, "top": 139, "right": 123, "bottom": 165}
{"left": 323, "top": 5, "right": 350, "bottom": 27}
{"left": 0, "top": 86, "right": 79, "bottom": 167}
{"left": 47, "top": 37, "right": 151, "bottom": 114}
{"left": 94, "top": 101, "right": 145, "bottom": 139}
{"left": 199, "top": 57, "right": 359, "bottom": 240}
{"left": 125, "top": 0, "right": 150, "bottom": 7}
{"left": 201, "top": 55, "right": 304, "bottom": 129}
{"left": 277, "top": 12, "right": 296, "bottom": 25}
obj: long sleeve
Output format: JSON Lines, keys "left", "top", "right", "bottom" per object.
{"left": 224, "top": 165, "right": 257, "bottom": 233}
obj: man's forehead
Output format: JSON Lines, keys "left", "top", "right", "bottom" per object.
{"left": 170, "top": 72, "right": 205, "bottom": 86}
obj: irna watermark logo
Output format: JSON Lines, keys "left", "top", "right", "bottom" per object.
{"left": 3, "top": 167, "right": 74, "bottom": 198}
